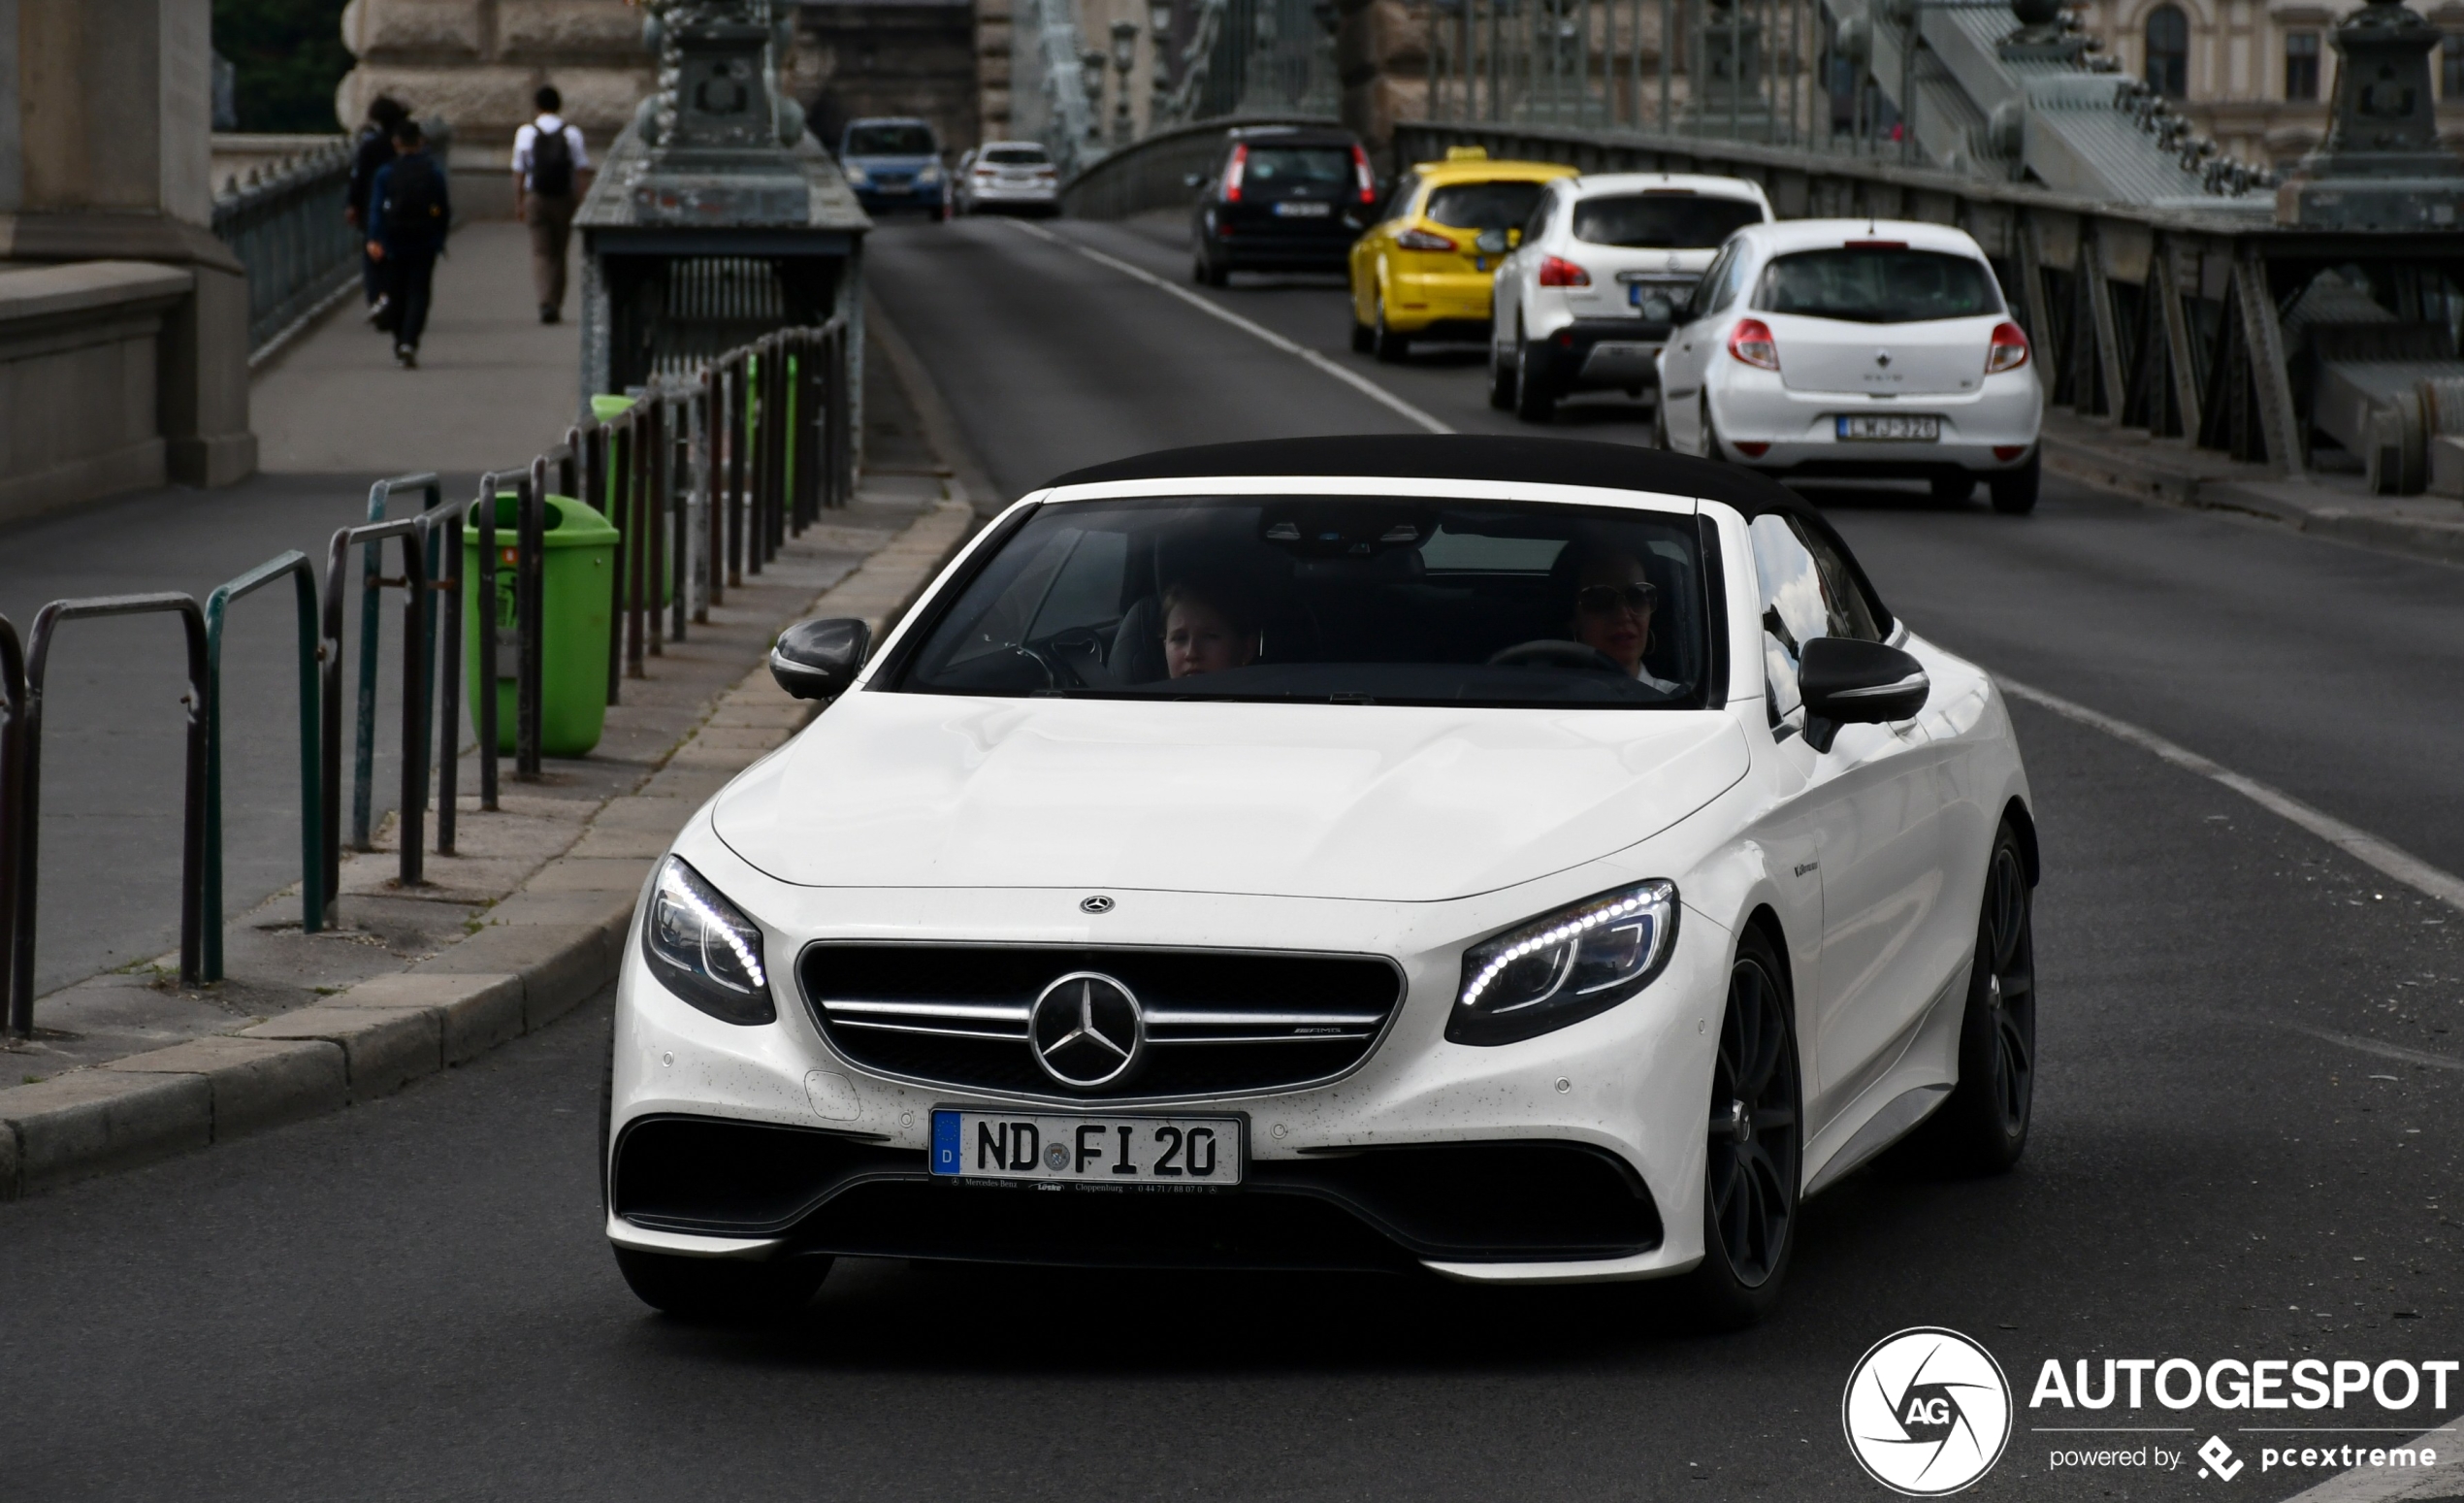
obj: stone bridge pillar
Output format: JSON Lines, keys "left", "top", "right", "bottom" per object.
{"left": 0, "top": 0, "right": 257, "bottom": 512}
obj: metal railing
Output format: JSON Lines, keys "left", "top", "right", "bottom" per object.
{"left": 0, "top": 310, "right": 854, "bottom": 1039}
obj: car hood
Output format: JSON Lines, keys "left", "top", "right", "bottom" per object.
{"left": 711, "top": 694, "right": 1750, "bottom": 901}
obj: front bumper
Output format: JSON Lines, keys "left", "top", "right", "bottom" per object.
{"left": 606, "top": 837, "right": 1731, "bottom": 1284}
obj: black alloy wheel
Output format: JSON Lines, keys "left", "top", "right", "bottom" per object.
{"left": 1896, "top": 819, "right": 2037, "bottom": 1174}
{"left": 1513, "top": 331, "right": 1556, "bottom": 423}
{"left": 1677, "top": 926, "right": 1801, "bottom": 1329}
{"left": 1373, "top": 293, "right": 1410, "bottom": 362}
{"left": 1990, "top": 452, "right": 2041, "bottom": 514}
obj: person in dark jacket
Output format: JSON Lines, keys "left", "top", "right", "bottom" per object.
{"left": 366, "top": 120, "right": 452, "bottom": 369}
{"left": 346, "top": 96, "right": 409, "bottom": 322}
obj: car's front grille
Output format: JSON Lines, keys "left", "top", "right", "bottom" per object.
{"left": 798, "top": 943, "right": 1405, "bottom": 1100}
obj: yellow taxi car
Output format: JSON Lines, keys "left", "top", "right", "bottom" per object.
{"left": 1348, "top": 147, "right": 1577, "bottom": 362}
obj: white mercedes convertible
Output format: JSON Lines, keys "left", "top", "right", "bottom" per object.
{"left": 602, "top": 436, "right": 2040, "bottom": 1328}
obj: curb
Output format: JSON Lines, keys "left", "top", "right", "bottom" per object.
{"left": 2043, "top": 433, "right": 2464, "bottom": 569}
{"left": 0, "top": 495, "right": 979, "bottom": 1200}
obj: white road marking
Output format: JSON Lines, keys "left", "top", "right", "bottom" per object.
{"left": 1996, "top": 675, "right": 2464, "bottom": 918}
{"left": 1006, "top": 218, "right": 1455, "bottom": 435}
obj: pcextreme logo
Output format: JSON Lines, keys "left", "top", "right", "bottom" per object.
{"left": 1843, "top": 1327, "right": 2016, "bottom": 1495}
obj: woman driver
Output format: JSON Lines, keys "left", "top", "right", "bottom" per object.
{"left": 1162, "top": 576, "right": 1261, "bottom": 679}
{"left": 1569, "top": 547, "right": 1681, "bottom": 693}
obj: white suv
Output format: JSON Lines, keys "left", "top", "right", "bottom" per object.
{"left": 1488, "top": 173, "right": 1772, "bottom": 423}
{"left": 1653, "top": 219, "right": 2044, "bottom": 513}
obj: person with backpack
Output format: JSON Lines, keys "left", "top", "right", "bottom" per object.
{"left": 512, "top": 85, "right": 591, "bottom": 325}
{"left": 365, "top": 119, "right": 452, "bottom": 369}
{"left": 346, "top": 95, "right": 409, "bottom": 323}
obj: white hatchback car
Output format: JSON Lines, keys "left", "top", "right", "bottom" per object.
{"left": 1654, "top": 220, "right": 2045, "bottom": 513}
{"left": 955, "top": 140, "right": 1059, "bottom": 215}
{"left": 602, "top": 436, "right": 2040, "bottom": 1329}
{"left": 1489, "top": 173, "right": 1771, "bottom": 423}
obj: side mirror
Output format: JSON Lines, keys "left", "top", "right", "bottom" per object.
{"left": 770, "top": 617, "right": 872, "bottom": 702}
{"left": 1474, "top": 227, "right": 1508, "bottom": 254}
{"left": 1798, "top": 637, "right": 1929, "bottom": 752}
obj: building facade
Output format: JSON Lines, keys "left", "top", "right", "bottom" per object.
{"left": 2071, "top": 0, "right": 2464, "bottom": 164}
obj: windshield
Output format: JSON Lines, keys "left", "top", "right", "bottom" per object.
{"left": 846, "top": 124, "right": 937, "bottom": 156}
{"left": 1424, "top": 180, "right": 1547, "bottom": 232}
{"left": 984, "top": 146, "right": 1050, "bottom": 165}
{"left": 1755, "top": 247, "right": 2003, "bottom": 323}
{"left": 1244, "top": 145, "right": 1353, "bottom": 196}
{"left": 1572, "top": 193, "right": 1763, "bottom": 248}
{"left": 893, "top": 497, "right": 1712, "bottom": 708}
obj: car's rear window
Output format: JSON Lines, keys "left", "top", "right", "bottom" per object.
{"left": 984, "top": 147, "right": 1050, "bottom": 165}
{"left": 846, "top": 125, "right": 936, "bottom": 156}
{"left": 892, "top": 497, "right": 1713, "bottom": 709}
{"left": 1245, "top": 146, "right": 1351, "bottom": 194}
{"left": 1755, "top": 247, "right": 2003, "bottom": 323}
{"left": 1572, "top": 194, "right": 1763, "bottom": 248}
{"left": 1424, "top": 180, "right": 1547, "bottom": 232}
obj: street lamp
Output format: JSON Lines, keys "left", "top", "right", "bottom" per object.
{"left": 1081, "top": 49, "right": 1108, "bottom": 144}
{"left": 1111, "top": 19, "right": 1139, "bottom": 145}
{"left": 1150, "top": 0, "right": 1176, "bottom": 123}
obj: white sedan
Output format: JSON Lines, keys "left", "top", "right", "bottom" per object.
{"left": 955, "top": 140, "right": 1059, "bottom": 216}
{"left": 1654, "top": 219, "right": 2046, "bottom": 513}
{"left": 601, "top": 436, "right": 2040, "bottom": 1328}
{"left": 1489, "top": 173, "right": 1771, "bottom": 423}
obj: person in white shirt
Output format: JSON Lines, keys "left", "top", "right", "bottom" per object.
{"left": 511, "top": 86, "right": 591, "bottom": 324}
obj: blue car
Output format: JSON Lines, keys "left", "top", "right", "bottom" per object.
{"left": 839, "top": 117, "right": 947, "bottom": 215}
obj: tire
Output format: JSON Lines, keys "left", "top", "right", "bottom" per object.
{"left": 1488, "top": 341, "right": 1516, "bottom": 409}
{"left": 1649, "top": 394, "right": 1672, "bottom": 450}
{"left": 1930, "top": 474, "right": 1976, "bottom": 505}
{"left": 1700, "top": 396, "right": 1726, "bottom": 463}
{"left": 1990, "top": 452, "right": 2041, "bottom": 514}
{"left": 1372, "top": 293, "right": 1410, "bottom": 363}
{"left": 1512, "top": 335, "right": 1556, "bottom": 423}
{"left": 1354, "top": 316, "right": 1378, "bottom": 356}
{"left": 1672, "top": 925, "right": 1802, "bottom": 1331}
{"left": 1199, "top": 249, "right": 1229, "bottom": 288}
{"left": 1893, "top": 821, "right": 2037, "bottom": 1175}
{"left": 614, "top": 1246, "right": 833, "bottom": 1323}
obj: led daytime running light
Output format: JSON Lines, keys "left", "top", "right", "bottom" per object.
{"left": 1462, "top": 892, "right": 1655, "bottom": 1014}
{"left": 658, "top": 860, "right": 764, "bottom": 991}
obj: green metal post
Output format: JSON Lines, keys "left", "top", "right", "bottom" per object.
{"left": 202, "top": 551, "right": 323, "bottom": 982}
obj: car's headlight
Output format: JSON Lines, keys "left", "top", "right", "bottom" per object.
{"left": 642, "top": 856, "right": 776, "bottom": 1025}
{"left": 1447, "top": 880, "right": 1679, "bottom": 1045}
{"left": 918, "top": 163, "right": 943, "bottom": 184}
{"left": 845, "top": 163, "right": 871, "bottom": 185}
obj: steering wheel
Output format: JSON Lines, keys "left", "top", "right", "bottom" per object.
{"left": 1488, "top": 639, "right": 1628, "bottom": 675}
{"left": 1044, "top": 628, "right": 1114, "bottom": 688}
{"left": 1007, "top": 644, "right": 1058, "bottom": 690}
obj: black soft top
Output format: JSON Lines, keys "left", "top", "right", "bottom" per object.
{"left": 1048, "top": 435, "right": 1821, "bottom": 523}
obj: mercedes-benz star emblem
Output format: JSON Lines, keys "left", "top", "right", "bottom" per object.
{"left": 1028, "top": 971, "right": 1145, "bottom": 1090}
{"left": 1080, "top": 895, "right": 1115, "bottom": 914}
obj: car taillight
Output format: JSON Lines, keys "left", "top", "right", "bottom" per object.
{"left": 1987, "top": 321, "right": 2029, "bottom": 374}
{"left": 1538, "top": 255, "right": 1591, "bottom": 287}
{"left": 1994, "top": 444, "right": 2029, "bottom": 461}
{"left": 1223, "top": 144, "right": 1248, "bottom": 203}
{"left": 1733, "top": 441, "right": 1771, "bottom": 457}
{"left": 1728, "top": 317, "right": 1779, "bottom": 371}
{"left": 1395, "top": 228, "right": 1457, "bottom": 252}
{"left": 1350, "top": 145, "right": 1377, "bottom": 205}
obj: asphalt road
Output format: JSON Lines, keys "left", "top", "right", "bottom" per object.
{"left": 2, "top": 213, "right": 2459, "bottom": 1502}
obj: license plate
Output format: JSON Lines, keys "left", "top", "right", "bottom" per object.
{"left": 1836, "top": 414, "right": 1941, "bottom": 441}
{"left": 1273, "top": 200, "right": 1332, "bottom": 217}
{"left": 931, "top": 1109, "right": 1245, "bottom": 1186}
{"left": 880, "top": 182, "right": 913, "bottom": 195}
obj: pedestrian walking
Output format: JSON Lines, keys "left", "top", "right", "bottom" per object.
{"left": 345, "top": 95, "right": 409, "bottom": 325}
{"left": 513, "top": 86, "right": 591, "bottom": 325}
{"left": 366, "top": 119, "right": 452, "bottom": 369}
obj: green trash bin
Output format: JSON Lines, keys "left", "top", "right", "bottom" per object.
{"left": 464, "top": 491, "right": 618, "bottom": 758}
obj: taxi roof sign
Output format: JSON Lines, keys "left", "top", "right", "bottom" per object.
{"left": 1445, "top": 146, "right": 1489, "bottom": 161}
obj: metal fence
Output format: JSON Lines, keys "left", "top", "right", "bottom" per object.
{"left": 0, "top": 314, "right": 858, "bottom": 1037}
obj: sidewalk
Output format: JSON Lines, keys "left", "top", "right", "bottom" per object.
{"left": 2040, "top": 412, "right": 2464, "bottom": 568}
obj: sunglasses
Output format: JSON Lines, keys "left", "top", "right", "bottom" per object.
{"left": 1575, "top": 582, "right": 1658, "bottom": 615}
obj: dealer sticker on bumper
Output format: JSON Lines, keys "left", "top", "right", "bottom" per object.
{"left": 931, "top": 1109, "right": 1245, "bottom": 1185}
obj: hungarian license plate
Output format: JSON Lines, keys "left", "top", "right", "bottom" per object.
{"left": 931, "top": 1110, "right": 1244, "bottom": 1186}
{"left": 1273, "top": 200, "right": 1332, "bottom": 217}
{"left": 1836, "top": 413, "right": 1940, "bottom": 441}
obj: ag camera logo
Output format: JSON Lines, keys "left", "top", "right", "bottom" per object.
{"left": 1844, "top": 1327, "right": 2015, "bottom": 1495}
